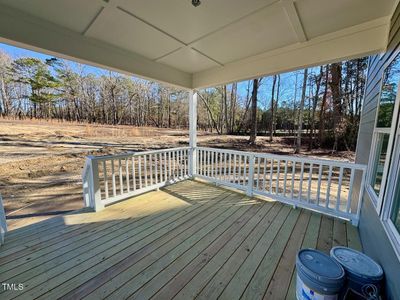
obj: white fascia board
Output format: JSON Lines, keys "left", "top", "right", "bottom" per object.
{"left": 192, "top": 17, "right": 390, "bottom": 89}
{"left": 0, "top": 4, "right": 192, "bottom": 89}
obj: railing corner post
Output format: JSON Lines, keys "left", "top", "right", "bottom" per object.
{"left": 247, "top": 154, "right": 255, "bottom": 197}
{"left": 88, "top": 156, "right": 104, "bottom": 212}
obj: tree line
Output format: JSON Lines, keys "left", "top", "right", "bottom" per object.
{"left": 198, "top": 58, "right": 367, "bottom": 152}
{"left": 0, "top": 50, "right": 367, "bottom": 152}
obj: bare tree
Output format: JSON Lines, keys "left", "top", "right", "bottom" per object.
{"left": 269, "top": 75, "right": 277, "bottom": 142}
{"left": 295, "top": 68, "right": 308, "bottom": 154}
{"left": 249, "top": 78, "right": 261, "bottom": 145}
{"left": 330, "top": 63, "right": 342, "bottom": 153}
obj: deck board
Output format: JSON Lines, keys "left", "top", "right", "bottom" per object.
{"left": 0, "top": 180, "right": 361, "bottom": 300}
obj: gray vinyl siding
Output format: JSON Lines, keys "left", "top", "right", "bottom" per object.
{"left": 356, "top": 3, "right": 400, "bottom": 299}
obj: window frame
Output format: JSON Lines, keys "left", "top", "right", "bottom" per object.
{"left": 366, "top": 82, "right": 400, "bottom": 212}
{"left": 381, "top": 117, "right": 400, "bottom": 260}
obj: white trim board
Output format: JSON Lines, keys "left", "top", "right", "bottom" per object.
{"left": 193, "top": 17, "right": 389, "bottom": 88}
{"left": 0, "top": 2, "right": 390, "bottom": 90}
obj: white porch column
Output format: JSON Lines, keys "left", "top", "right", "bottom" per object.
{"left": 189, "top": 90, "right": 197, "bottom": 176}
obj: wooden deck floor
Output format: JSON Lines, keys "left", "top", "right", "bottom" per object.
{"left": 0, "top": 180, "right": 362, "bottom": 300}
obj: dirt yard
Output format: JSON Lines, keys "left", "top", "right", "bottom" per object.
{"left": 0, "top": 118, "right": 355, "bottom": 230}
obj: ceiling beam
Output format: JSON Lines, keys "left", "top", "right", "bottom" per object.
{"left": 192, "top": 17, "right": 389, "bottom": 89}
{"left": 281, "top": 0, "right": 307, "bottom": 42}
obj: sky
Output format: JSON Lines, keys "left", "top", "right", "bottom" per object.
{"left": 0, "top": 42, "right": 316, "bottom": 108}
{"left": 0, "top": 42, "right": 107, "bottom": 76}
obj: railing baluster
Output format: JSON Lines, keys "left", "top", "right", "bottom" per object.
{"left": 164, "top": 152, "right": 168, "bottom": 181}
{"left": 224, "top": 152, "right": 227, "bottom": 181}
{"left": 228, "top": 153, "right": 232, "bottom": 182}
{"left": 118, "top": 159, "right": 123, "bottom": 194}
{"left": 111, "top": 159, "right": 116, "bottom": 197}
{"left": 154, "top": 153, "right": 158, "bottom": 184}
{"left": 144, "top": 155, "right": 148, "bottom": 187}
{"left": 214, "top": 152, "right": 218, "bottom": 179}
{"left": 276, "top": 159, "right": 280, "bottom": 194}
{"left": 213, "top": 152, "right": 217, "bottom": 179}
{"left": 132, "top": 156, "right": 136, "bottom": 191}
{"left": 263, "top": 158, "right": 267, "bottom": 191}
{"left": 247, "top": 154, "right": 255, "bottom": 196}
{"left": 220, "top": 153, "right": 223, "bottom": 180}
{"left": 242, "top": 155, "right": 247, "bottom": 186}
{"left": 291, "top": 161, "right": 295, "bottom": 199}
{"left": 178, "top": 150, "right": 181, "bottom": 178}
{"left": 336, "top": 166, "right": 344, "bottom": 211}
{"left": 126, "top": 158, "right": 130, "bottom": 192}
{"left": 216, "top": 152, "right": 219, "bottom": 180}
{"left": 149, "top": 154, "right": 153, "bottom": 186}
{"left": 103, "top": 160, "right": 109, "bottom": 199}
{"left": 238, "top": 154, "right": 242, "bottom": 185}
{"left": 138, "top": 156, "right": 142, "bottom": 189}
{"left": 317, "top": 164, "right": 322, "bottom": 205}
{"left": 206, "top": 150, "right": 210, "bottom": 177}
{"left": 168, "top": 151, "right": 172, "bottom": 180}
{"left": 180, "top": 149, "right": 183, "bottom": 178}
{"left": 307, "top": 163, "right": 313, "bottom": 202}
{"left": 198, "top": 149, "right": 202, "bottom": 175}
{"left": 212, "top": 151, "right": 215, "bottom": 178}
{"left": 202, "top": 150, "right": 205, "bottom": 176}
{"left": 283, "top": 160, "right": 288, "bottom": 197}
{"left": 171, "top": 151, "right": 174, "bottom": 179}
{"left": 346, "top": 168, "right": 355, "bottom": 213}
{"left": 172, "top": 151, "right": 176, "bottom": 179}
{"left": 184, "top": 149, "right": 187, "bottom": 176}
{"left": 269, "top": 158, "right": 273, "bottom": 194}
{"left": 217, "top": 151, "right": 220, "bottom": 179}
{"left": 298, "top": 161, "right": 304, "bottom": 200}
{"left": 233, "top": 154, "right": 237, "bottom": 183}
{"left": 177, "top": 150, "right": 180, "bottom": 178}
{"left": 326, "top": 165, "right": 333, "bottom": 208}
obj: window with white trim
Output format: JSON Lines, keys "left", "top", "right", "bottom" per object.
{"left": 367, "top": 54, "right": 400, "bottom": 208}
{"left": 388, "top": 141, "right": 400, "bottom": 232}
{"left": 370, "top": 51, "right": 400, "bottom": 258}
{"left": 381, "top": 110, "right": 400, "bottom": 258}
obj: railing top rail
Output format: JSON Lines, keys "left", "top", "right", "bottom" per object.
{"left": 88, "top": 147, "right": 191, "bottom": 162}
{"left": 196, "top": 146, "right": 367, "bottom": 170}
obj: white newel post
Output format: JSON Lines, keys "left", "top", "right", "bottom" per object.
{"left": 88, "top": 156, "right": 104, "bottom": 212}
{"left": 189, "top": 90, "right": 197, "bottom": 177}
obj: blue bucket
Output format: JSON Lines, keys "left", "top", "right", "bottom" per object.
{"left": 330, "top": 247, "right": 383, "bottom": 299}
{"left": 296, "top": 249, "right": 345, "bottom": 300}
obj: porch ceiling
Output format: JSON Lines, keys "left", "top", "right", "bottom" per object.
{"left": 0, "top": 0, "right": 396, "bottom": 89}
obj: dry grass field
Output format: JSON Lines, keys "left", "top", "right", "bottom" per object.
{"left": 0, "top": 118, "right": 355, "bottom": 230}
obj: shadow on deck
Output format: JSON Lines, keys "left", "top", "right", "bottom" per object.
{"left": 0, "top": 180, "right": 361, "bottom": 299}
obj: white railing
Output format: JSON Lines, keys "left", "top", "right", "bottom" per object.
{"left": 195, "top": 147, "right": 366, "bottom": 225}
{"left": 82, "top": 147, "right": 191, "bottom": 211}
{"left": 0, "top": 194, "right": 7, "bottom": 246}
{"left": 83, "top": 146, "right": 366, "bottom": 224}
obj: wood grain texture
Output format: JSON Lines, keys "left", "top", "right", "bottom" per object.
{"left": 0, "top": 180, "right": 361, "bottom": 300}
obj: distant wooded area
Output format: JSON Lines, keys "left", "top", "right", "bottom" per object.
{"left": 0, "top": 50, "right": 367, "bottom": 152}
